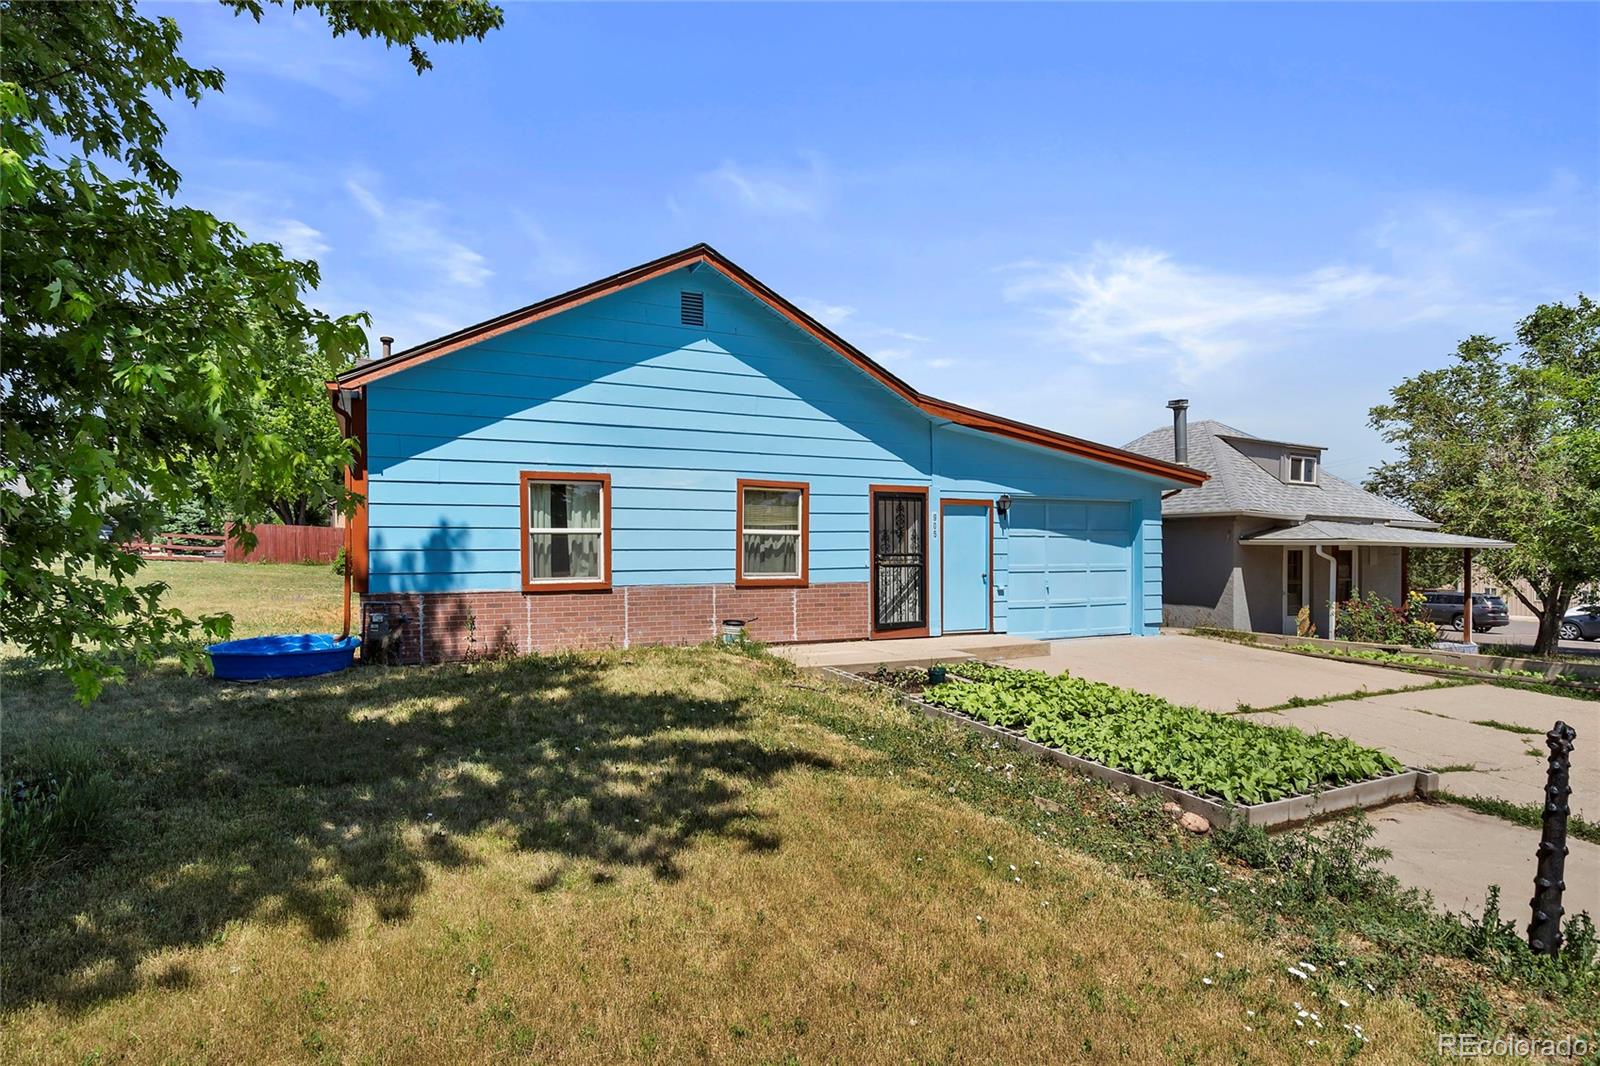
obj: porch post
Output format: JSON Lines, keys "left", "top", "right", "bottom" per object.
{"left": 1401, "top": 547, "right": 1411, "bottom": 605}
{"left": 1462, "top": 547, "right": 1474, "bottom": 644}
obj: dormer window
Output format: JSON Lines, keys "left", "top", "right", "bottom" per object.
{"left": 1288, "top": 454, "right": 1317, "bottom": 485}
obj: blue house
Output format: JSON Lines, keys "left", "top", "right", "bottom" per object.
{"left": 328, "top": 245, "right": 1204, "bottom": 661}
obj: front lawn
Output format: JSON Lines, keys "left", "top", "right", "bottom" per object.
{"left": 3, "top": 563, "right": 1593, "bottom": 1062}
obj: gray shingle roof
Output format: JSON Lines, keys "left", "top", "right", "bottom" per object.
{"left": 1240, "top": 521, "right": 1507, "bottom": 548}
{"left": 1123, "top": 420, "right": 1433, "bottom": 525}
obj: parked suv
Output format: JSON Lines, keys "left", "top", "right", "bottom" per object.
{"left": 1420, "top": 591, "right": 1509, "bottom": 632}
{"left": 1560, "top": 604, "right": 1600, "bottom": 642}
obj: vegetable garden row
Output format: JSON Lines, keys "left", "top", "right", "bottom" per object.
{"left": 919, "top": 662, "right": 1404, "bottom": 806}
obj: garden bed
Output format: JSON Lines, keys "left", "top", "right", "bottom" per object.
{"left": 838, "top": 663, "right": 1436, "bottom": 829}
{"left": 1190, "top": 626, "right": 1600, "bottom": 685}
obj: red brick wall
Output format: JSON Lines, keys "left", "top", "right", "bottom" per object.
{"left": 359, "top": 582, "right": 870, "bottom": 664}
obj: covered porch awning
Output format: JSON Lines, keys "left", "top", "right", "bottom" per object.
{"left": 1241, "top": 521, "right": 1512, "bottom": 643}
{"left": 1239, "top": 521, "right": 1511, "bottom": 550}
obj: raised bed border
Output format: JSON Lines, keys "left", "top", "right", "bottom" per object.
{"left": 1185, "top": 628, "right": 1600, "bottom": 685}
{"left": 826, "top": 667, "right": 1439, "bottom": 830}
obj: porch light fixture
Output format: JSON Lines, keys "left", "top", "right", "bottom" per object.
{"left": 996, "top": 494, "right": 1011, "bottom": 515}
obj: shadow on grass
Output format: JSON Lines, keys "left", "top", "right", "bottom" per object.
{"left": 1, "top": 650, "right": 831, "bottom": 1014}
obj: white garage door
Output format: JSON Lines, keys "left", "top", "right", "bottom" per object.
{"left": 1007, "top": 499, "right": 1133, "bottom": 638}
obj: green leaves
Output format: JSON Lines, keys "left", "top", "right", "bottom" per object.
{"left": 924, "top": 664, "right": 1404, "bottom": 805}
{"left": 0, "top": 0, "right": 504, "bottom": 699}
{"left": 1367, "top": 296, "right": 1600, "bottom": 653}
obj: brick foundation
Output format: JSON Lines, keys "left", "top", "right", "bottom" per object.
{"left": 359, "top": 582, "right": 871, "bottom": 664}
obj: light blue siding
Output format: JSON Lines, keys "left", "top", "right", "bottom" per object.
{"left": 930, "top": 424, "right": 1169, "bottom": 637}
{"left": 364, "top": 263, "right": 1175, "bottom": 637}
{"left": 366, "top": 267, "right": 930, "bottom": 595}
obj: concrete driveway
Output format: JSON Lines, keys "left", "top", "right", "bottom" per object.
{"left": 1000, "top": 633, "right": 1600, "bottom": 914}
{"left": 996, "top": 633, "right": 1424, "bottom": 712}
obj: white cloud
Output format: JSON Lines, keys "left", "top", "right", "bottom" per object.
{"left": 258, "top": 218, "right": 330, "bottom": 259}
{"left": 1005, "top": 244, "right": 1391, "bottom": 381}
{"left": 346, "top": 177, "right": 492, "bottom": 287}
{"left": 801, "top": 299, "right": 856, "bottom": 327}
{"left": 925, "top": 357, "right": 958, "bottom": 369}
{"left": 512, "top": 215, "right": 588, "bottom": 281}
{"left": 189, "top": 6, "right": 387, "bottom": 105}
{"left": 701, "top": 154, "right": 831, "bottom": 216}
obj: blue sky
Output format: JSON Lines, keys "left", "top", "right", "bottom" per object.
{"left": 151, "top": 1, "right": 1598, "bottom": 477}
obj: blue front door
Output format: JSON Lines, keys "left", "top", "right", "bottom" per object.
{"left": 942, "top": 503, "right": 991, "bottom": 633}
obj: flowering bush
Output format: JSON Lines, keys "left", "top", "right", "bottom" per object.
{"left": 1334, "top": 590, "right": 1436, "bottom": 648}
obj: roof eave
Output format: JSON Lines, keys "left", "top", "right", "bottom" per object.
{"left": 330, "top": 243, "right": 1207, "bottom": 488}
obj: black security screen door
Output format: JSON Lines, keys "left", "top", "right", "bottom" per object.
{"left": 873, "top": 492, "right": 926, "bottom": 631}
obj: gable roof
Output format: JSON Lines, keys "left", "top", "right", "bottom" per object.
{"left": 1123, "top": 419, "right": 1430, "bottom": 525}
{"left": 333, "top": 243, "right": 1205, "bottom": 487}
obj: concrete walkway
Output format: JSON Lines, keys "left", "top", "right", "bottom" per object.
{"left": 774, "top": 633, "right": 1048, "bottom": 671}
{"left": 1367, "top": 802, "right": 1600, "bottom": 915}
{"left": 1239, "top": 678, "right": 1599, "bottom": 818}
{"left": 1002, "top": 634, "right": 1600, "bottom": 913}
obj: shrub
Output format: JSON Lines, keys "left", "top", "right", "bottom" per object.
{"left": 1334, "top": 590, "right": 1436, "bottom": 647}
{"left": 2, "top": 742, "right": 118, "bottom": 876}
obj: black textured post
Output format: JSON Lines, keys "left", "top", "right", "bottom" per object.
{"left": 1529, "top": 720, "right": 1576, "bottom": 956}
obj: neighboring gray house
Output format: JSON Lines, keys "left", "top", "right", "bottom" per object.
{"left": 1124, "top": 404, "right": 1507, "bottom": 636}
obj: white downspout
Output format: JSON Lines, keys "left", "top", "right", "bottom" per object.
{"left": 1314, "top": 544, "right": 1338, "bottom": 638}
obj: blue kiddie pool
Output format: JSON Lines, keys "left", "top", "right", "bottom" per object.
{"left": 206, "top": 633, "right": 361, "bottom": 681}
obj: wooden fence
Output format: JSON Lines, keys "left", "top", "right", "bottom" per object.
{"left": 123, "top": 532, "right": 226, "bottom": 562}
{"left": 224, "top": 524, "right": 343, "bottom": 564}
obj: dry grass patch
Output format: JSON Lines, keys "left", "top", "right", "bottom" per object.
{"left": 3, "top": 638, "right": 1437, "bottom": 1064}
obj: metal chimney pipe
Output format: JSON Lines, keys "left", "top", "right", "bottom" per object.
{"left": 1167, "top": 398, "right": 1190, "bottom": 465}
{"left": 380, "top": 335, "right": 394, "bottom": 359}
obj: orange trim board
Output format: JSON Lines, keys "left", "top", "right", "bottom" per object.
{"left": 518, "top": 471, "right": 613, "bottom": 593}
{"left": 328, "top": 244, "right": 1207, "bottom": 488}
{"left": 735, "top": 478, "right": 809, "bottom": 589}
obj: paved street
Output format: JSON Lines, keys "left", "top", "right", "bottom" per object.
{"left": 1485, "top": 617, "right": 1599, "bottom": 658}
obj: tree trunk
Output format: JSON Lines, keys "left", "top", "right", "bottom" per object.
{"left": 1533, "top": 584, "right": 1569, "bottom": 657}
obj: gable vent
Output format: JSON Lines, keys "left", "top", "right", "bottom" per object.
{"left": 680, "top": 290, "right": 705, "bottom": 327}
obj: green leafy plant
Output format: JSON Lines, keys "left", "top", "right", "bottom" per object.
{"left": 1334, "top": 590, "right": 1437, "bottom": 648}
{"left": 922, "top": 663, "right": 1403, "bottom": 805}
{"left": 2, "top": 742, "right": 118, "bottom": 876}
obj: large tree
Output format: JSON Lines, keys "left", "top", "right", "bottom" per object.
{"left": 195, "top": 322, "right": 350, "bottom": 528}
{"left": 0, "top": 1, "right": 502, "bottom": 700}
{"left": 1367, "top": 296, "right": 1600, "bottom": 655}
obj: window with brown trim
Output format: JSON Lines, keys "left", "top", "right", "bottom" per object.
{"left": 736, "top": 479, "right": 808, "bottom": 587}
{"left": 519, "top": 471, "right": 611, "bottom": 592}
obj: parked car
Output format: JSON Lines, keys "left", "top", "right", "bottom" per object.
{"left": 1419, "top": 590, "right": 1509, "bottom": 632}
{"left": 1560, "top": 604, "right": 1600, "bottom": 642}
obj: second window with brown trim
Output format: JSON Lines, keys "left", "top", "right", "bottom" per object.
{"left": 736, "top": 479, "right": 808, "bottom": 587}
{"left": 520, "top": 471, "right": 611, "bottom": 592}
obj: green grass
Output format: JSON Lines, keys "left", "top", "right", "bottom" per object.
{"left": 1434, "top": 793, "right": 1600, "bottom": 847}
{"left": 1427, "top": 763, "right": 1479, "bottom": 775}
{"left": 2, "top": 562, "right": 1595, "bottom": 1061}
{"left": 1471, "top": 718, "right": 1544, "bottom": 736}
{"left": 133, "top": 558, "right": 347, "bottom": 639}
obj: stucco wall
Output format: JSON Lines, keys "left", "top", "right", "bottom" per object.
{"left": 1160, "top": 516, "right": 1244, "bottom": 629}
